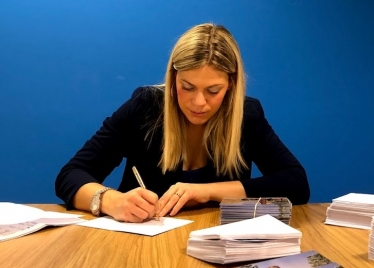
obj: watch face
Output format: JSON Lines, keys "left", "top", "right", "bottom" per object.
{"left": 90, "top": 187, "right": 111, "bottom": 216}
{"left": 92, "top": 204, "right": 98, "bottom": 211}
{"left": 90, "top": 195, "right": 100, "bottom": 214}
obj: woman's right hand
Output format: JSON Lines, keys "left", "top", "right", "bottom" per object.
{"left": 101, "top": 188, "right": 158, "bottom": 223}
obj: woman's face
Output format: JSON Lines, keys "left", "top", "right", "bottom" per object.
{"left": 175, "top": 65, "right": 230, "bottom": 126}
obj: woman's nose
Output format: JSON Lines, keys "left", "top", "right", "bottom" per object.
{"left": 192, "top": 92, "right": 206, "bottom": 106}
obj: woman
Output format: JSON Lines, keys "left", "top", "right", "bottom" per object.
{"left": 55, "top": 23, "right": 310, "bottom": 223}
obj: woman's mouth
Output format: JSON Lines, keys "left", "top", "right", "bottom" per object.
{"left": 190, "top": 110, "right": 206, "bottom": 117}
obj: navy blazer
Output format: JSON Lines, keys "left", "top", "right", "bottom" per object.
{"left": 55, "top": 86, "right": 310, "bottom": 208}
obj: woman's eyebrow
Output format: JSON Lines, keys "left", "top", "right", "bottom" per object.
{"left": 180, "top": 79, "right": 225, "bottom": 89}
{"left": 180, "top": 79, "right": 194, "bottom": 86}
{"left": 206, "top": 84, "right": 225, "bottom": 90}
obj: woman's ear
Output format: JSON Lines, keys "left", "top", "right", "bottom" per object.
{"left": 228, "top": 76, "right": 235, "bottom": 90}
{"left": 170, "top": 71, "right": 178, "bottom": 98}
{"left": 170, "top": 81, "right": 176, "bottom": 98}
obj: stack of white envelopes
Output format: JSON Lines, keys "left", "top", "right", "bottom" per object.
{"left": 325, "top": 193, "right": 374, "bottom": 230}
{"left": 369, "top": 217, "right": 374, "bottom": 260}
{"left": 219, "top": 197, "right": 292, "bottom": 225}
{"left": 187, "top": 214, "right": 301, "bottom": 264}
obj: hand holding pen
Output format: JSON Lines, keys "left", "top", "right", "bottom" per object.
{"left": 97, "top": 168, "right": 158, "bottom": 223}
{"left": 132, "top": 166, "right": 160, "bottom": 221}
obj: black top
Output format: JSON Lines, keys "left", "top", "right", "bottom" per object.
{"left": 181, "top": 167, "right": 209, "bottom": 183}
{"left": 55, "top": 86, "right": 310, "bottom": 208}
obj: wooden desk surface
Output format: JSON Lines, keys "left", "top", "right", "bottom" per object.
{"left": 0, "top": 203, "right": 373, "bottom": 268}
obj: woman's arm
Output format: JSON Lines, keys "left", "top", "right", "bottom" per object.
{"left": 207, "top": 181, "right": 246, "bottom": 202}
{"left": 240, "top": 98, "right": 310, "bottom": 205}
{"left": 55, "top": 87, "right": 149, "bottom": 209}
{"left": 158, "top": 98, "right": 310, "bottom": 217}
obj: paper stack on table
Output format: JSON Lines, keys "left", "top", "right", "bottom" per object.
{"left": 219, "top": 197, "right": 292, "bottom": 225}
{"left": 369, "top": 216, "right": 374, "bottom": 261}
{"left": 0, "top": 202, "right": 85, "bottom": 242}
{"left": 325, "top": 193, "right": 374, "bottom": 230}
{"left": 187, "top": 214, "right": 301, "bottom": 264}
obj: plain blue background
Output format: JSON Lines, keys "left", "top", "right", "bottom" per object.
{"left": 1, "top": 1, "right": 373, "bottom": 204}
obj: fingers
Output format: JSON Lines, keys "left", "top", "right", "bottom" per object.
{"left": 107, "top": 184, "right": 204, "bottom": 222}
{"left": 112, "top": 188, "right": 159, "bottom": 222}
{"left": 131, "top": 188, "right": 158, "bottom": 217}
{"left": 169, "top": 192, "right": 187, "bottom": 216}
{"left": 119, "top": 205, "right": 150, "bottom": 223}
{"left": 139, "top": 188, "right": 158, "bottom": 205}
{"left": 158, "top": 184, "right": 188, "bottom": 217}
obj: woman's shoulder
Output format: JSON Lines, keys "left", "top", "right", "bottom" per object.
{"left": 243, "top": 96, "right": 265, "bottom": 119}
{"left": 113, "top": 85, "right": 164, "bottom": 120}
{"left": 122, "top": 85, "right": 165, "bottom": 113}
{"left": 130, "top": 85, "right": 165, "bottom": 103}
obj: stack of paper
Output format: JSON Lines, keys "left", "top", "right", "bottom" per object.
{"left": 369, "top": 217, "right": 374, "bottom": 260}
{"left": 220, "top": 197, "right": 292, "bottom": 225}
{"left": 325, "top": 193, "right": 374, "bottom": 230}
{"left": 187, "top": 214, "right": 301, "bottom": 264}
{"left": 0, "top": 202, "right": 85, "bottom": 242}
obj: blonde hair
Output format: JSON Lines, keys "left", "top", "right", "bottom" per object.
{"left": 157, "top": 23, "right": 248, "bottom": 179}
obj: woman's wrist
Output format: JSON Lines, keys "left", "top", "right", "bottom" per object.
{"left": 100, "top": 189, "right": 120, "bottom": 216}
{"left": 206, "top": 181, "right": 246, "bottom": 202}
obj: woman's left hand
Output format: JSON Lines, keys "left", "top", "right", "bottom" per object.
{"left": 157, "top": 182, "right": 210, "bottom": 217}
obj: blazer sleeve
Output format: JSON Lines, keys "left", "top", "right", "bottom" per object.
{"left": 55, "top": 87, "right": 147, "bottom": 208}
{"left": 240, "top": 98, "right": 310, "bottom": 205}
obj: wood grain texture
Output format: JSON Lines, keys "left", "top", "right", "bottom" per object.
{"left": 0, "top": 204, "right": 373, "bottom": 267}
{"left": 291, "top": 203, "right": 373, "bottom": 268}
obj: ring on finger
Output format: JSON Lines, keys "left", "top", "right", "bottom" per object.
{"left": 175, "top": 192, "right": 181, "bottom": 198}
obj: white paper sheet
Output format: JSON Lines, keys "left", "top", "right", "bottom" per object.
{"left": 0, "top": 202, "right": 85, "bottom": 242}
{"left": 0, "top": 202, "right": 45, "bottom": 224}
{"left": 78, "top": 216, "right": 193, "bottom": 236}
{"left": 0, "top": 202, "right": 83, "bottom": 224}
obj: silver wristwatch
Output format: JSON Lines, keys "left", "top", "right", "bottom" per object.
{"left": 90, "top": 187, "right": 112, "bottom": 216}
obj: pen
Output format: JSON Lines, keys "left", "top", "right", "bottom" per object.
{"left": 132, "top": 166, "right": 146, "bottom": 188}
{"left": 132, "top": 166, "right": 160, "bottom": 221}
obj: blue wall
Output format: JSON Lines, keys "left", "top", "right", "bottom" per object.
{"left": 1, "top": 1, "right": 373, "bottom": 204}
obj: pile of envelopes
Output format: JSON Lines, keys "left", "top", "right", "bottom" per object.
{"left": 219, "top": 197, "right": 292, "bottom": 225}
{"left": 325, "top": 193, "right": 374, "bottom": 230}
{"left": 187, "top": 215, "right": 301, "bottom": 264}
{"left": 369, "top": 217, "right": 374, "bottom": 261}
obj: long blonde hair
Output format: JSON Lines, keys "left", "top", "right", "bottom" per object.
{"left": 158, "top": 23, "right": 248, "bottom": 179}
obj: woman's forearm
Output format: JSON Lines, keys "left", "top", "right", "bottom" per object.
{"left": 207, "top": 181, "right": 246, "bottom": 202}
{"left": 73, "top": 182, "right": 110, "bottom": 211}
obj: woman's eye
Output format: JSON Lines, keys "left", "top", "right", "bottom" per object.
{"left": 208, "top": 89, "right": 219, "bottom": 95}
{"left": 182, "top": 86, "right": 194, "bottom": 91}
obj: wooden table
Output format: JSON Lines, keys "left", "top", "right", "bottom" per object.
{"left": 0, "top": 203, "right": 372, "bottom": 267}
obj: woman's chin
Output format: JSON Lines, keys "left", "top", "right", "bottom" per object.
{"left": 186, "top": 118, "right": 208, "bottom": 126}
